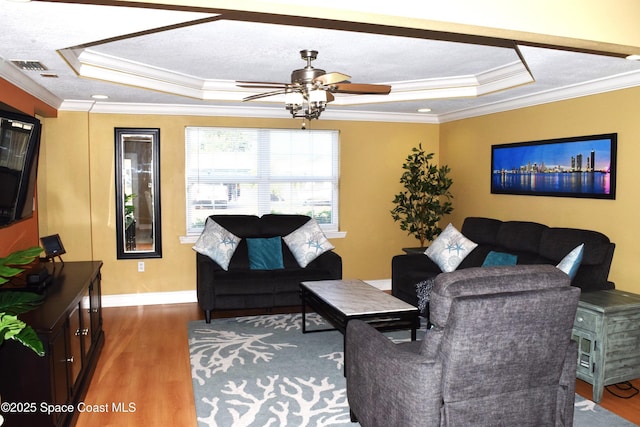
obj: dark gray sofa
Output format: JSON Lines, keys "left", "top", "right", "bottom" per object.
{"left": 196, "top": 214, "right": 342, "bottom": 323}
{"left": 392, "top": 216, "right": 615, "bottom": 315}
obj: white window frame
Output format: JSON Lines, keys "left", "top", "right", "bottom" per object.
{"left": 185, "top": 127, "right": 339, "bottom": 235}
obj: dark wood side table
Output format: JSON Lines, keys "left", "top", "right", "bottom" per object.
{"left": 571, "top": 289, "right": 640, "bottom": 402}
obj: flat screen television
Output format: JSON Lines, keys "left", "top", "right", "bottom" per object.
{"left": 0, "top": 110, "right": 42, "bottom": 227}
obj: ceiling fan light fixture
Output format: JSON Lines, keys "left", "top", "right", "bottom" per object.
{"left": 309, "top": 89, "right": 327, "bottom": 104}
{"left": 238, "top": 50, "right": 391, "bottom": 122}
{"left": 285, "top": 91, "right": 303, "bottom": 106}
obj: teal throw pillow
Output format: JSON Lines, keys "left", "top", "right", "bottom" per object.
{"left": 247, "top": 237, "right": 284, "bottom": 270}
{"left": 482, "top": 251, "right": 518, "bottom": 267}
{"left": 556, "top": 243, "right": 584, "bottom": 279}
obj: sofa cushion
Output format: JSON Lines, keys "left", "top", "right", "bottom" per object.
{"left": 283, "top": 218, "right": 335, "bottom": 267}
{"left": 539, "top": 228, "right": 611, "bottom": 265}
{"left": 425, "top": 223, "right": 478, "bottom": 273}
{"left": 192, "top": 218, "right": 241, "bottom": 270}
{"left": 496, "top": 221, "right": 547, "bottom": 254}
{"left": 461, "top": 217, "right": 502, "bottom": 245}
{"left": 209, "top": 214, "right": 260, "bottom": 238}
{"left": 246, "top": 237, "right": 284, "bottom": 270}
{"left": 259, "top": 214, "right": 311, "bottom": 236}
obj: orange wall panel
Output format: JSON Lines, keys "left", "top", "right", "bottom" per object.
{"left": 0, "top": 78, "right": 56, "bottom": 257}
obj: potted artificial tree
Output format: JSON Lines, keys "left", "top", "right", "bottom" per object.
{"left": 390, "top": 144, "right": 454, "bottom": 249}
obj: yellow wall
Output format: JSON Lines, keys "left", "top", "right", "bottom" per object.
{"left": 39, "top": 113, "right": 437, "bottom": 296}
{"left": 39, "top": 87, "right": 640, "bottom": 297}
{"left": 440, "top": 86, "right": 640, "bottom": 293}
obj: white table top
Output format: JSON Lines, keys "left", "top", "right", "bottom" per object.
{"left": 301, "top": 279, "right": 418, "bottom": 316}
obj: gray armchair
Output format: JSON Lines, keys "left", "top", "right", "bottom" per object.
{"left": 346, "top": 265, "right": 580, "bottom": 427}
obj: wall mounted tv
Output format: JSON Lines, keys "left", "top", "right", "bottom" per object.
{"left": 491, "top": 133, "right": 617, "bottom": 200}
{"left": 0, "top": 110, "right": 42, "bottom": 227}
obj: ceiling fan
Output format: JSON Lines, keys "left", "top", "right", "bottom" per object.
{"left": 236, "top": 49, "right": 392, "bottom": 121}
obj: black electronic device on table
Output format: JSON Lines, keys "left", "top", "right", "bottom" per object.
{"left": 41, "top": 233, "right": 66, "bottom": 264}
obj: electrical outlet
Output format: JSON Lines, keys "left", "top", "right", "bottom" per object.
{"left": 138, "top": 261, "right": 145, "bottom": 272}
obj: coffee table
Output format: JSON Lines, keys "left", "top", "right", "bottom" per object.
{"left": 300, "top": 279, "right": 419, "bottom": 346}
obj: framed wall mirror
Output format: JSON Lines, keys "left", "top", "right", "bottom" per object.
{"left": 115, "top": 128, "right": 162, "bottom": 259}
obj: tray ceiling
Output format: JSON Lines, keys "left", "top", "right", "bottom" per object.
{"left": 3, "top": 1, "right": 640, "bottom": 123}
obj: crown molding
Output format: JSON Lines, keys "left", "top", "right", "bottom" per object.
{"left": 438, "top": 68, "right": 640, "bottom": 122}
{"left": 59, "top": 100, "right": 441, "bottom": 123}
{"left": 0, "top": 58, "right": 62, "bottom": 110}
{"left": 11, "top": 60, "right": 638, "bottom": 123}
{"left": 58, "top": 69, "right": 640, "bottom": 123}
{"left": 59, "top": 47, "right": 533, "bottom": 106}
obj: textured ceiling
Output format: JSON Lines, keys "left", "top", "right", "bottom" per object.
{"left": 2, "top": 1, "right": 640, "bottom": 123}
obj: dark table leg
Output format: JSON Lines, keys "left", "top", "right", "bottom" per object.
{"left": 301, "top": 287, "right": 307, "bottom": 334}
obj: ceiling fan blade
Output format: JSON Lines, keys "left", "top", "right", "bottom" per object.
{"left": 242, "top": 89, "right": 288, "bottom": 102}
{"left": 331, "top": 83, "right": 392, "bottom": 95}
{"left": 236, "top": 81, "right": 289, "bottom": 89}
{"left": 314, "top": 72, "right": 351, "bottom": 85}
{"left": 326, "top": 92, "right": 335, "bottom": 102}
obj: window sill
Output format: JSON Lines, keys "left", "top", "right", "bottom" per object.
{"left": 180, "top": 230, "right": 346, "bottom": 245}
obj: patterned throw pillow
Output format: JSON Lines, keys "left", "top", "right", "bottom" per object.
{"left": 192, "top": 218, "right": 241, "bottom": 270}
{"left": 556, "top": 243, "right": 584, "bottom": 279}
{"left": 425, "top": 223, "right": 478, "bottom": 273}
{"left": 416, "top": 277, "right": 436, "bottom": 312}
{"left": 283, "top": 219, "right": 335, "bottom": 268}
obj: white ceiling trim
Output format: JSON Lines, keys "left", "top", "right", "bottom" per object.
{"left": 9, "top": 59, "right": 639, "bottom": 124}
{"left": 0, "top": 59, "right": 62, "bottom": 109}
{"left": 438, "top": 68, "right": 640, "bottom": 122}
{"left": 58, "top": 47, "right": 533, "bottom": 106}
{"left": 56, "top": 68, "right": 640, "bottom": 123}
{"left": 58, "top": 100, "right": 441, "bottom": 123}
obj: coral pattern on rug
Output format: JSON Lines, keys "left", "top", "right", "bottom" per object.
{"left": 189, "top": 313, "right": 636, "bottom": 427}
{"left": 189, "top": 313, "right": 354, "bottom": 426}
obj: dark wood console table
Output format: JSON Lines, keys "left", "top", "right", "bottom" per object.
{"left": 0, "top": 261, "right": 104, "bottom": 427}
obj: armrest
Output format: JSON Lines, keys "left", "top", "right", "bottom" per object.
{"left": 307, "top": 250, "right": 342, "bottom": 278}
{"left": 392, "top": 253, "right": 441, "bottom": 302}
{"left": 196, "top": 253, "right": 221, "bottom": 311}
{"left": 392, "top": 253, "right": 440, "bottom": 277}
{"left": 346, "top": 320, "right": 442, "bottom": 427}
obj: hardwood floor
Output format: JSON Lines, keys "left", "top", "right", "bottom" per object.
{"left": 575, "top": 378, "right": 640, "bottom": 425}
{"left": 76, "top": 303, "right": 201, "bottom": 426}
{"left": 77, "top": 303, "right": 640, "bottom": 426}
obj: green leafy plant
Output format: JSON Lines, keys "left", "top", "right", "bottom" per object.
{"left": 0, "top": 292, "right": 45, "bottom": 356}
{"left": 0, "top": 247, "right": 44, "bottom": 285}
{"left": 0, "top": 247, "right": 45, "bottom": 356}
{"left": 390, "top": 144, "right": 454, "bottom": 247}
{"left": 124, "top": 193, "right": 137, "bottom": 219}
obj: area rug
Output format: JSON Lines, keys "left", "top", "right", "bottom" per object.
{"left": 188, "top": 313, "right": 636, "bottom": 427}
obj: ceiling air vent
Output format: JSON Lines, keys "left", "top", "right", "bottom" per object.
{"left": 11, "top": 60, "right": 48, "bottom": 72}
